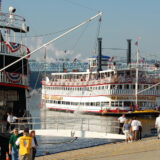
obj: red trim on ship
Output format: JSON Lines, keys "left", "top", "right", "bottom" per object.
{"left": 41, "top": 106, "right": 128, "bottom": 113}
{"left": 0, "top": 82, "right": 29, "bottom": 90}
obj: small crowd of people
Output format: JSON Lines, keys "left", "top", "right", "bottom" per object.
{"left": 9, "top": 128, "right": 38, "bottom": 160}
{"left": 118, "top": 114, "right": 142, "bottom": 142}
{"left": 118, "top": 114, "right": 160, "bottom": 142}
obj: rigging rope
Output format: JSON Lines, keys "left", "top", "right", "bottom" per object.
{"left": 62, "top": 0, "right": 99, "bottom": 12}
{"left": 70, "top": 23, "right": 89, "bottom": 51}
{"left": 93, "top": 16, "right": 102, "bottom": 55}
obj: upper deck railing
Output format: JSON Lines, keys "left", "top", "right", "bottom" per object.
{"left": 0, "top": 12, "right": 29, "bottom": 33}
{"left": 42, "top": 74, "right": 160, "bottom": 87}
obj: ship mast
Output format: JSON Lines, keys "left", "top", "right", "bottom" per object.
{"left": 135, "top": 38, "right": 140, "bottom": 110}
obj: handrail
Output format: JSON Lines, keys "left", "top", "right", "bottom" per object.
{"left": 4, "top": 117, "right": 120, "bottom": 134}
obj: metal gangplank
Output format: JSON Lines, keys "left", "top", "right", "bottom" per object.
{"left": 1, "top": 116, "right": 125, "bottom": 139}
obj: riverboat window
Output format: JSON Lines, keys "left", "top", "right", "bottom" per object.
{"left": 105, "top": 85, "right": 108, "bottom": 89}
{"left": 111, "top": 102, "right": 114, "bottom": 106}
{"left": 58, "top": 101, "right": 61, "bottom": 104}
{"left": 111, "top": 72, "right": 114, "bottom": 76}
{"left": 96, "top": 102, "right": 100, "bottom": 106}
{"left": 86, "top": 102, "right": 90, "bottom": 106}
{"left": 99, "top": 86, "right": 101, "bottom": 90}
{"left": 101, "top": 102, "right": 109, "bottom": 106}
{"left": 124, "top": 84, "right": 129, "bottom": 89}
{"left": 115, "top": 102, "right": 119, "bottom": 106}
{"left": 91, "top": 102, "right": 95, "bottom": 106}
{"left": 117, "top": 85, "right": 122, "bottom": 89}
{"left": 80, "top": 102, "right": 84, "bottom": 106}
{"left": 131, "top": 85, "right": 135, "bottom": 89}
{"left": 119, "top": 102, "right": 122, "bottom": 106}
{"left": 66, "top": 102, "right": 70, "bottom": 105}
{"left": 126, "top": 71, "right": 130, "bottom": 76}
{"left": 102, "top": 86, "right": 104, "bottom": 89}
{"left": 111, "top": 85, "right": 115, "bottom": 89}
{"left": 124, "top": 101, "right": 131, "bottom": 107}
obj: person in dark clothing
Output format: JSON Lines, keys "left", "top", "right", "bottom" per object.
{"left": 30, "top": 130, "right": 38, "bottom": 160}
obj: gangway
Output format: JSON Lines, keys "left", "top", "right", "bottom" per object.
{"left": 6, "top": 116, "right": 125, "bottom": 140}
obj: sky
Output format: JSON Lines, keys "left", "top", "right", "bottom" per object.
{"left": 2, "top": 0, "right": 160, "bottom": 62}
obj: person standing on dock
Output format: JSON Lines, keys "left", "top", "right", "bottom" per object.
{"left": 118, "top": 114, "right": 126, "bottom": 134}
{"left": 30, "top": 130, "right": 38, "bottom": 160}
{"left": 138, "top": 120, "right": 142, "bottom": 140}
{"left": 9, "top": 128, "right": 21, "bottom": 160}
{"left": 123, "top": 119, "right": 132, "bottom": 142}
{"left": 155, "top": 113, "right": 160, "bottom": 139}
{"left": 131, "top": 117, "right": 139, "bottom": 141}
{"left": 16, "top": 128, "right": 35, "bottom": 160}
{"left": 6, "top": 112, "right": 12, "bottom": 131}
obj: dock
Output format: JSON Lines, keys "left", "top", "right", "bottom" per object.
{"left": 36, "top": 137, "right": 160, "bottom": 160}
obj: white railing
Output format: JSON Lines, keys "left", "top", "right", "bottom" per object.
{"left": 0, "top": 12, "right": 27, "bottom": 32}
{"left": 0, "top": 116, "right": 120, "bottom": 134}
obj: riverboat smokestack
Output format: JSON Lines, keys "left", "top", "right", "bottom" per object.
{"left": 97, "top": 37, "right": 102, "bottom": 72}
{"left": 127, "top": 39, "right": 132, "bottom": 65}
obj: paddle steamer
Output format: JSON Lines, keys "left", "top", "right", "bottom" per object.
{"left": 41, "top": 37, "right": 160, "bottom": 115}
{"left": 0, "top": 6, "right": 30, "bottom": 119}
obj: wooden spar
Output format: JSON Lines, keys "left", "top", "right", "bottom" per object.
{"left": 0, "top": 12, "right": 102, "bottom": 72}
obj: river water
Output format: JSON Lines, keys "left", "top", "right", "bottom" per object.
{"left": 29, "top": 92, "right": 157, "bottom": 156}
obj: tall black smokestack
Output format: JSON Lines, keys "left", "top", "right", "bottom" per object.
{"left": 127, "top": 39, "right": 132, "bottom": 65}
{"left": 97, "top": 37, "right": 102, "bottom": 72}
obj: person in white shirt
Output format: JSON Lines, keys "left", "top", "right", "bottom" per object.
{"left": 155, "top": 114, "right": 160, "bottom": 139}
{"left": 6, "top": 112, "right": 12, "bottom": 131}
{"left": 11, "top": 112, "right": 18, "bottom": 130}
{"left": 118, "top": 114, "right": 126, "bottom": 134}
{"left": 131, "top": 117, "right": 139, "bottom": 141}
{"left": 138, "top": 120, "right": 142, "bottom": 140}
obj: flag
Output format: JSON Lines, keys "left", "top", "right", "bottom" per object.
{"left": 139, "top": 57, "right": 145, "bottom": 63}
{"left": 141, "top": 57, "right": 145, "bottom": 63}
{"left": 72, "top": 58, "right": 77, "bottom": 63}
{"left": 109, "top": 56, "right": 116, "bottom": 62}
{"left": 135, "top": 41, "right": 138, "bottom": 46}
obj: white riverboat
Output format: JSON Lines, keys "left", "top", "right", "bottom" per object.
{"left": 41, "top": 38, "right": 160, "bottom": 114}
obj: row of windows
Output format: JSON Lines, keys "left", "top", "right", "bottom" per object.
{"left": 45, "top": 100, "right": 156, "bottom": 107}
{"left": 44, "top": 84, "right": 160, "bottom": 91}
